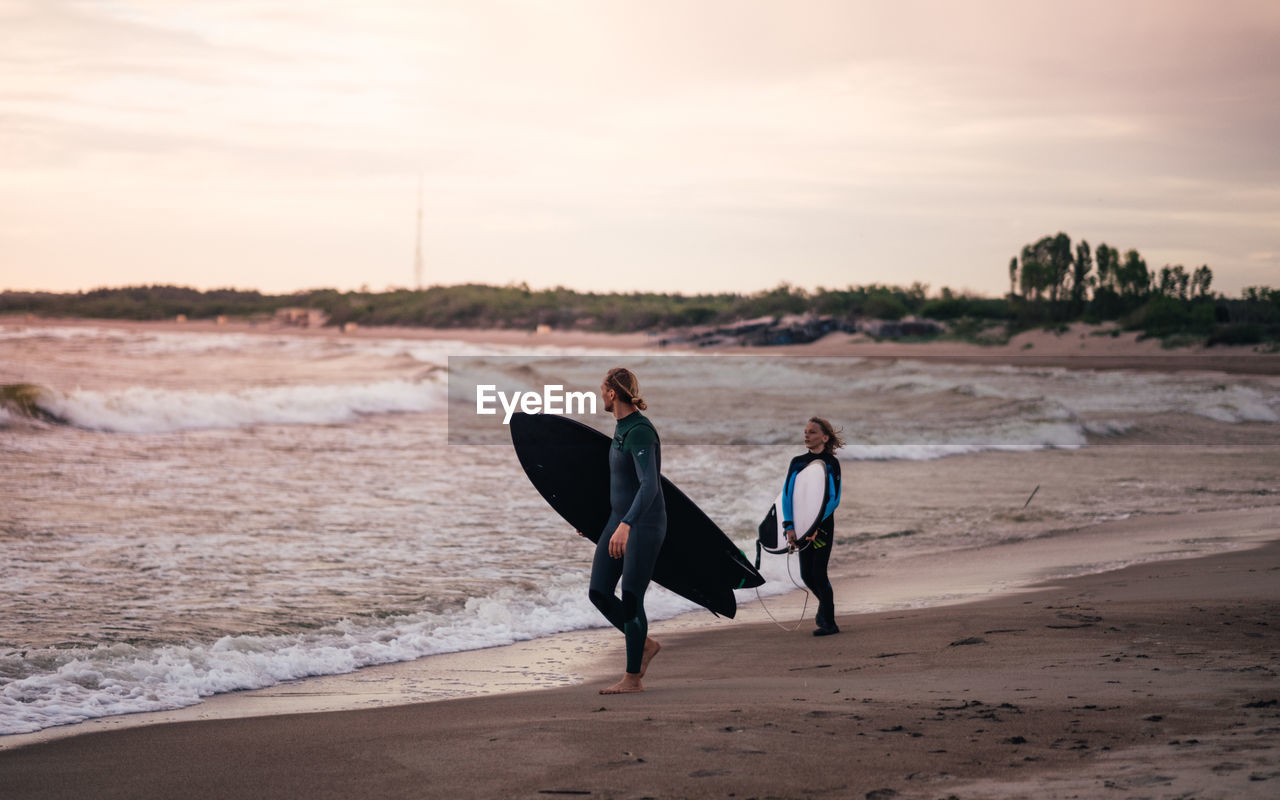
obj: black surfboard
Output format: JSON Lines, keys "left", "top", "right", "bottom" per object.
{"left": 509, "top": 412, "right": 764, "bottom": 618}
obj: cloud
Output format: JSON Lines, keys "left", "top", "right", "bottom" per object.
{"left": 1, "top": 1, "right": 1278, "bottom": 295}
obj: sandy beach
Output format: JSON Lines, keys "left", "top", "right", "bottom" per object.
{"left": 3, "top": 316, "right": 1279, "bottom": 798}
{"left": 3, "top": 513, "right": 1277, "bottom": 799}
{"left": 697, "top": 320, "right": 1280, "bottom": 376}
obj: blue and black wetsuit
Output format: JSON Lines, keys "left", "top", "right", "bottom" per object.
{"left": 589, "top": 411, "right": 666, "bottom": 674}
{"left": 781, "top": 451, "right": 842, "bottom": 630}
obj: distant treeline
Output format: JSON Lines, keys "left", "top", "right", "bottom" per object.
{"left": 2, "top": 233, "right": 1278, "bottom": 346}
{"left": 1002, "top": 232, "right": 1279, "bottom": 345}
{"left": 0, "top": 283, "right": 944, "bottom": 331}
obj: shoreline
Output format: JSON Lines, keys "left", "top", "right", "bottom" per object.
{"left": 5, "top": 314, "right": 1279, "bottom": 375}
{"left": 4, "top": 523, "right": 1278, "bottom": 798}
{"left": 4, "top": 506, "right": 1276, "bottom": 748}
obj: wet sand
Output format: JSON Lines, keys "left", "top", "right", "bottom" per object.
{"left": 4, "top": 511, "right": 1278, "bottom": 799}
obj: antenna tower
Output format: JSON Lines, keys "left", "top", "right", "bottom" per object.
{"left": 413, "top": 174, "right": 424, "bottom": 290}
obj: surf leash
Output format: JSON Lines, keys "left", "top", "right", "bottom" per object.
{"left": 754, "top": 545, "right": 812, "bottom": 632}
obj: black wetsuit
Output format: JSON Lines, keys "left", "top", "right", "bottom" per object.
{"left": 589, "top": 411, "right": 666, "bottom": 674}
{"left": 782, "top": 451, "right": 842, "bottom": 630}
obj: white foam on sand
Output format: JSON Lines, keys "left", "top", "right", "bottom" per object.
{"left": 6, "top": 507, "right": 1272, "bottom": 752}
{"left": 0, "top": 568, "right": 706, "bottom": 736}
{"left": 0, "top": 551, "right": 796, "bottom": 737}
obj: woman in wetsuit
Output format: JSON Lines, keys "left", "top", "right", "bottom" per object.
{"left": 782, "top": 416, "right": 844, "bottom": 636}
{"left": 589, "top": 367, "right": 666, "bottom": 694}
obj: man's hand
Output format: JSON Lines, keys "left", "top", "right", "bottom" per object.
{"left": 609, "top": 522, "right": 631, "bottom": 558}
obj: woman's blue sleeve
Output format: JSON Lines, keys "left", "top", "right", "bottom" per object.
{"left": 822, "top": 471, "right": 841, "bottom": 520}
{"left": 821, "top": 461, "right": 841, "bottom": 520}
{"left": 781, "top": 464, "right": 799, "bottom": 528}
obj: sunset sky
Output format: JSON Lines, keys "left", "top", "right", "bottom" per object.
{"left": 2, "top": 0, "right": 1277, "bottom": 296}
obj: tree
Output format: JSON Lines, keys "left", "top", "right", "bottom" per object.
{"left": 1158, "top": 265, "right": 1190, "bottom": 299}
{"left": 863, "top": 291, "right": 909, "bottom": 320}
{"left": 1015, "top": 233, "right": 1074, "bottom": 316}
{"left": 1020, "top": 241, "right": 1050, "bottom": 302}
{"left": 1071, "top": 239, "right": 1093, "bottom": 313}
{"left": 1191, "top": 265, "right": 1213, "bottom": 299}
{"left": 905, "top": 282, "right": 929, "bottom": 309}
{"left": 1048, "top": 232, "right": 1074, "bottom": 306}
{"left": 1008, "top": 256, "right": 1019, "bottom": 297}
{"left": 1116, "top": 249, "right": 1150, "bottom": 299}
{"left": 1095, "top": 244, "right": 1117, "bottom": 291}
{"left": 1088, "top": 244, "right": 1125, "bottom": 320}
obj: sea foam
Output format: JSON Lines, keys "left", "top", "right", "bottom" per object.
{"left": 0, "top": 570, "right": 739, "bottom": 735}
{"left": 37, "top": 379, "right": 448, "bottom": 434}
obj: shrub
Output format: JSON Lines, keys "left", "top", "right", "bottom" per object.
{"left": 1207, "top": 323, "right": 1264, "bottom": 346}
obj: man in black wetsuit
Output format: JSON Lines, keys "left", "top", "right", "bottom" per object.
{"left": 588, "top": 367, "right": 665, "bottom": 694}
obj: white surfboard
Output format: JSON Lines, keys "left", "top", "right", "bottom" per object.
{"left": 757, "top": 460, "right": 828, "bottom": 554}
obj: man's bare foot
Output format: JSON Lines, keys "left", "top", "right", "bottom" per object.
{"left": 639, "top": 638, "right": 661, "bottom": 678}
{"left": 599, "top": 673, "right": 643, "bottom": 694}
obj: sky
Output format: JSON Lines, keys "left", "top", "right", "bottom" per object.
{"left": 2, "top": 0, "right": 1278, "bottom": 297}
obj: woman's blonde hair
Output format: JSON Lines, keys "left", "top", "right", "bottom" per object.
{"left": 809, "top": 416, "right": 844, "bottom": 454}
{"left": 605, "top": 367, "right": 646, "bottom": 410}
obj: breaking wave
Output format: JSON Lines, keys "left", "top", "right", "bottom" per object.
{"left": 29, "top": 379, "right": 448, "bottom": 434}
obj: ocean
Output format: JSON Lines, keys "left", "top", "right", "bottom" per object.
{"left": 3, "top": 322, "right": 1279, "bottom": 736}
